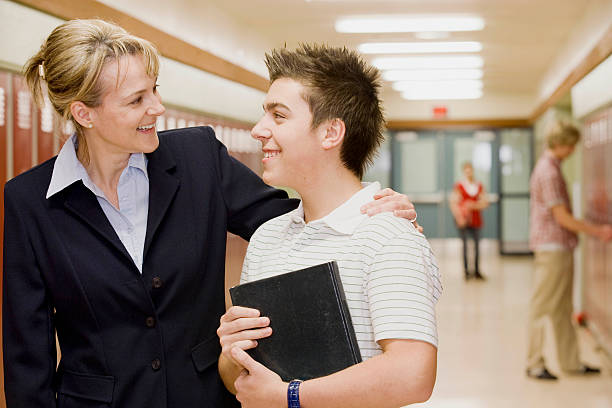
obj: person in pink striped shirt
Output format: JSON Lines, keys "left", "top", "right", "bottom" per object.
{"left": 526, "top": 120, "right": 612, "bottom": 380}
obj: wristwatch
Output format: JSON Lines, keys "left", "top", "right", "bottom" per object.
{"left": 287, "top": 379, "right": 303, "bottom": 408}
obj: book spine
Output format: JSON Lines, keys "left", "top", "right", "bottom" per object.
{"left": 328, "top": 262, "right": 363, "bottom": 363}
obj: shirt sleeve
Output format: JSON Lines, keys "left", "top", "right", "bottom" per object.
{"left": 366, "top": 231, "right": 441, "bottom": 348}
{"left": 3, "top": 182, "right": 58, "bottom": 407}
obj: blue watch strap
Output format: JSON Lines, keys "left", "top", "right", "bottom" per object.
{"left": 287, "top": 379, "right": 303, "bottom": 408}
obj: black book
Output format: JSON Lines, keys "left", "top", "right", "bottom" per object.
{"left": 229, "top": 261, "right": 362, "bottom": 381}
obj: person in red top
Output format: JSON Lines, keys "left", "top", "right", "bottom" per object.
{"left": 450, "top": 162, "right": 489, "bottom": 280}
{"left": 526, "top": 120, "right": 612, "bottom": 381}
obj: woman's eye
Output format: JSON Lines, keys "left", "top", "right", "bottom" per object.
{"left": 274, "top": 113, "right": 285, "bottom": 119}
{"left": 153, "top": 84, "right": 160, "bottom": 93}
{"left": 131, "top": 96, "right": 142, "bottom": 105}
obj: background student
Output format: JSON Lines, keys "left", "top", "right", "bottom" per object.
{"left": 450, "top": 162, "right": 489, "bottom": 280}
{"left": 526, "top": 120, "right": 612, "bottom": 380}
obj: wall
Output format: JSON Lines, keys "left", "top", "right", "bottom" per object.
{"left": 572, "top": 41, "right": 612, "bottom": 355}
{"left": 572, "top": 54, "right": 612, "bottom": 119}
{"left": 0, "top": 0, "right": 267, "bottom": 123}
{"left": 536, "top": 0, "right": 612, "bottom": 110}
{"left": 581, "top": 106, "right": 612, "bottom": 357}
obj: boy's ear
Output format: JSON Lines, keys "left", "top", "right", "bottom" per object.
{"left": 70, "top": 101, "right": 94, "bottom": 128}
{"left": 321, "top": 118, "right": 345, "bottom": 150}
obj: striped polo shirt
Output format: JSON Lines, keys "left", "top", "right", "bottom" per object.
{"left": 241, "top": 182, "right": 442, "bottom": 360}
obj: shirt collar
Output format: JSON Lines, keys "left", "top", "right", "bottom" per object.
{"left": 290, "top": 181, "right": 381, "bottom": 235}
{"left": 46, "top": 135, "right": 148, "bottom": 199}
{"left": 544, "top": 150, "right": 561, "bottom": 168}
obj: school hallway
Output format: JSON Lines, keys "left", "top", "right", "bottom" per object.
{"left": 413, "top": 240, "right": 612, "bottom": 408}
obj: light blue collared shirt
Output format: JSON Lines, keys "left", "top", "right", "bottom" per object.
{"left": 47, "top": 136, "right": 149, "bottom": 272}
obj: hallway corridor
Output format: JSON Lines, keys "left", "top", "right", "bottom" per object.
{"left": 416, "top": 240, "right": 612, "bottom": 408}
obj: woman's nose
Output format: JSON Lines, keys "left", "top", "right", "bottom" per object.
{"left": 148, "top": 95, "right": 166, "bottom": 116}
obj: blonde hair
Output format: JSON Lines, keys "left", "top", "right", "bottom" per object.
{"left": 546, "top": 119, "right": 580, "bottom": 148}
{"left": 23, "top": 19, "right": 160, "bottom": 161}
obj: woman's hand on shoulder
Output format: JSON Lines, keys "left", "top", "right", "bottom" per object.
{"left": 360, "top": 188, "right": 423, "bottom": 232}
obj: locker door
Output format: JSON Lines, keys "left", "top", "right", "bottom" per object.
{"left": 12, "top": 75, "right": 34, "bottom": 177}
{"left": 0, "top": 70, "right": 9, "bottom": 408}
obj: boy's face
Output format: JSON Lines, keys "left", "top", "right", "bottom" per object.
{"left": 251, "top": 78, "right": 326, "bottom": 189}
{"left": 551, "top": 143, "right": 576, "bottom": 161}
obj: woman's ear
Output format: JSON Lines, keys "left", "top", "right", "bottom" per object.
{"left": 321, "top": 118, "right": 346, "bottom": 150}
{"left": 70, "top": 101, "right": 94, "bottom": 129}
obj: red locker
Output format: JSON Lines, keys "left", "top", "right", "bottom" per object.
{"left": 0, "top": 70, "right": 9, "bottom": 408}
{"left": 12, "top": 75, "right": 34, "bottom": 177}
{"left": 583, "top": 106, "right": 612, "bottom": 355}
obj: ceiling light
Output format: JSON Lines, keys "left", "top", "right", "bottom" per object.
{"left": 372, "top": 56, "right": 483, "bottom": 70}
{"left": 359, "top": 41, "right": 482, "bottom": 54}
{"left": 401, "top": 89, "right": 483, "bottom": 100}
{"left": 335, "top": 16, "right": 484, "bottom": 33}
{"left": 382, "top": 69, "right": 483, "bottom": 81}
{"left": 392, "top": 80, "right": 483, "bottom": 92}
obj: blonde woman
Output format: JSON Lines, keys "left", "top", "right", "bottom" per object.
{"left": 3, "top": 19, "right": 417, "bottom": 407}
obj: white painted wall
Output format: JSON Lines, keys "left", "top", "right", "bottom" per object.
{"left": 571, "top": 54, "right": 612, "bottom": 119}
{"left": 537, "top": 0, "right": 612, "bottom": 110}
{"left": 0, "top": 0, "right": 64, "bottom": 69}
{"left": 383, "top": 90, "right": 535, "bottom": 120}
{"left": 0, "top": 0, "right": 266, "bottom": 123}
{"left": 98, "top": 0, "right": 271, "bottom": 78}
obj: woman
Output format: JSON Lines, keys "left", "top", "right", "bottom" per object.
{"left": 450, "top": 162, "right": 489, "bottom": 280}
{"left": 3, "top": 19, "right": 416, "bottom": 408}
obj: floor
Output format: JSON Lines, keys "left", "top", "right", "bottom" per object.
{"left": 412, "top": 240, "right": 612, "bottom": 408}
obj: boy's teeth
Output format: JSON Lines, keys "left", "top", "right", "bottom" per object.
{"left": 137, "top": 124, "right": 155, "bottom": 130}
{"left": 264, "top": 151, "right": 279, "bottom": 158}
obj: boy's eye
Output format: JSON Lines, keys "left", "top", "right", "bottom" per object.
{"left": 273, "top": 112, "right": 285, "bottom": 119}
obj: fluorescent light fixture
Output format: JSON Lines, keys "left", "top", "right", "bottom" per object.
{"left": 382, "top": 69, "right": 483, "bottom": 81}
{"left": 359, "top": 41, "right": 482, "bottom": 54}
{"left": 401, "top": 89, "right": 483, "bottom": 100}
{"left": 335, "top": 16, "right": 484, "bottom": 33}
{"left": 372, "top": 56, "right": 483, "bottom": 70}
{"left": 392, "top": 80, "right": 483, "bottom": 92}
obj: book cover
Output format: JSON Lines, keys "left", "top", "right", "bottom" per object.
{"left": 229, "top": 261, "right": 362, "bottom": 381}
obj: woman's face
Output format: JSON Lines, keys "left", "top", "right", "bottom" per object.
{"left": 87, "top": 54, "right": 165, "bottom": 157}
{"left": 463, "top": 164, "right": 474, "bottom": 180}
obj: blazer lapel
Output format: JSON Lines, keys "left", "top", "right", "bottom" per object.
{"left": 62, "top": 182, "right": 134, "bottom": 265}
{"left": 143, "top": 146, "right": 180, "bottom": 261}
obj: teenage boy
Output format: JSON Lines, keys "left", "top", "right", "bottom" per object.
{"left": 526, "top": 120, "right": 612, "bottom": 380}
{"left": 217, "top": 44, "right": 441, "bottom": 408}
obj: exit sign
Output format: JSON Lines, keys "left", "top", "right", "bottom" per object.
{"left": 432, "top": 106, "right": 447, "bottom": 118}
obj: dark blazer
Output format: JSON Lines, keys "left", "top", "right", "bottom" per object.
{"left": 2, "top": 126, "right": 299, "bottom": 408}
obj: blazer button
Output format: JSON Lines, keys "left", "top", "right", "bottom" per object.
{"left": 152, "top": 277, "right": 163, "bottom": 289}
{"left": 151, "top": 358, "right": 161, "bottom": 371}
{"left": 145, "top": 316, "right": 155, "bottom": 327}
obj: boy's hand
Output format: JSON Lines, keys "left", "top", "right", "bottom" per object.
{"left": 217, "top": 306, "right": 272, "bottom": 367}
{"left": 596, "top": 224, "right": 612, "bottom": 241}
{"left": 361, "top": 188, "right": 423, "bottom": 232}
{"left": 232, "top": 347, "right": 286, "bottom": 408}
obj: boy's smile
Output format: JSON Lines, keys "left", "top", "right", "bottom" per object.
{"left": 251, "top": 78, "right": 325, "bottom": 189}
